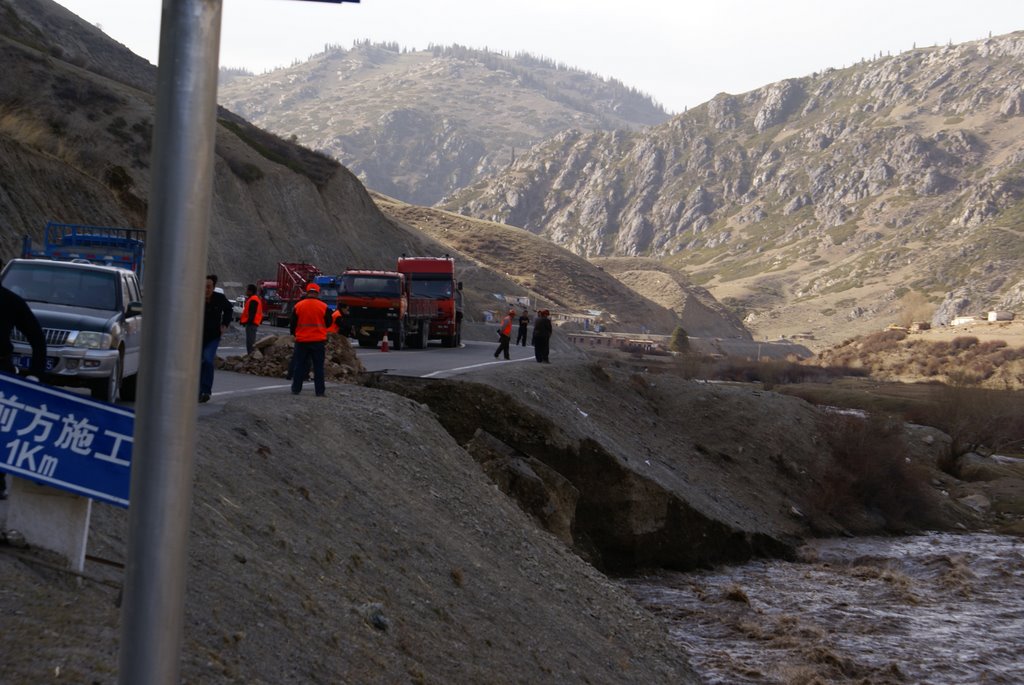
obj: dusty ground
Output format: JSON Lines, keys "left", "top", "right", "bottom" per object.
{"left": 0, "top": 329, "right": 696, "bottom": 684}
{"left": 1, "top": 327, "right": 1021, "bottom": 684}
{"left": 909, "top": 318, "right": 1024, "bottom": 347}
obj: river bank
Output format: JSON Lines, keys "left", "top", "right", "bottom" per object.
{"left": 626, "top": 532, "right": 1024, "bottom": 684}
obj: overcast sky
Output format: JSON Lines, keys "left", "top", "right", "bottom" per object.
{"left": 55, "top": 0, "right": 1023, "bottom": 113}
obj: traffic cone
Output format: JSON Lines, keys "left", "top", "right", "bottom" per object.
{"left": 380, "top": 333, "right": 390, "bottom": 352}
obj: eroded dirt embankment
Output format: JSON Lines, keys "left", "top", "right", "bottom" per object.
{"left": 371, "top": 360, "right": 981, "bottom": 575}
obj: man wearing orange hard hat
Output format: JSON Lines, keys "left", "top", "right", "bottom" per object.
{"left": 289, "top": 281, "right": 333, "bottom": 396}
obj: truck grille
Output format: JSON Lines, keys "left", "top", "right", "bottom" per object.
{"left": 12, "top": 328, "right": 69, "bottom": 346}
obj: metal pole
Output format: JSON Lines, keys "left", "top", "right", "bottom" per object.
{"left": 118, "top": 1, "right": 222, "bottom": 683}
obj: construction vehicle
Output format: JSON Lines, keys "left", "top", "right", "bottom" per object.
{"left": 397, "top": 256, "right": 459, "bottom": 348}
{"left": 3, "top": 221, "right": 145, "bottom": 402}
{"left": 313, "top": 274, "right": 342, "bottom": 312}
{"left": 21, "top": 221, "right": 146, "bottom": 278}
{"left": 338, "top": 256, "right": 459, "bottom": 350}
{"left": 258, "top": 262, "right": 321, "bottom": 327}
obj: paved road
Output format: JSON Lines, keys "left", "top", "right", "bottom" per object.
{"left": 206, "top": 335, "right": 539, "bottom": 410}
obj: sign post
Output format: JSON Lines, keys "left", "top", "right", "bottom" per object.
{"left": 117, "top": 3, "right": 361, "bottom": 683}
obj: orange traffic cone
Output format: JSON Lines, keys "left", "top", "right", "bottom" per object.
{"left": 380, "top": 333, "right": 390, "bottom": 352}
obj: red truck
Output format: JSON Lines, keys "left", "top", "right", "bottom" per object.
{"left": 338, "top": 256, "right": 459, "bottom": 350}
{"left": 258, "top": 262, "right": 321, "bottom": 327}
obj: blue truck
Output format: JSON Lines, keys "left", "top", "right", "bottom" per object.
{"left": 2, "top": 222, "right": 145, "bottom": 403}
{"left": 313, "top": 274, "right": 341, "bottom": 313}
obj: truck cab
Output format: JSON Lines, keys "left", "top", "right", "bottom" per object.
{"left": 397, "top": 256, "right": 459, "bottom": 347}
{"left": 338, "top": 270, "right": 408, "bottom": 349}
{"left": 313, "top": 275, "right": 341, "bottom": 312}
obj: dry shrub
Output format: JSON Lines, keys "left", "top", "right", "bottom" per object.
{"left": 858, "top": 329, "right": 906, "bottom": 354}
{"left": 975, "top": 340, "right": 1007, "bottom": 353}
{"left": 0, "top": 106, "right": 80, "bottom": 168}
{"left": 709, "top": 359, "right": 855, "bottom": 387}
{"left": 922, "top": 358, "right": 941, "bottom": 376}
{"left": 226, "top": 157, "right": 265, "bottom": 183}
{"left": 810, "top": 413, "right": 938, "bottom": 532}
{"left": 0, "top": 106, "right": 53, "bottom": 149}
{"left": 907, "top": 384, "right": 1024, "bottom": 464}
{"left": 949, "top": 336, "right": 979, "bottom": 352}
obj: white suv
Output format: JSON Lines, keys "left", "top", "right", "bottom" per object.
{"left": 2, "top": 259, "right": 142, "bottom": 403}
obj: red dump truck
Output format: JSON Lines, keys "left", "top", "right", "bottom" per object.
{"left": 338, "top": 256, "right": 459, "bottom": 350}
{"left": 258, "top": 261, "right": 321, "bottom": 327}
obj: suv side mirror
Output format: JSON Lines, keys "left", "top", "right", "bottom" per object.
{"left": 127, "top": 301, "right": 143, "bottom": 317}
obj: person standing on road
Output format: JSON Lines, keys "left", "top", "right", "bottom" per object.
{"left": 532, "top": 309, "right": 553, "bottom": 363}
{"left": 240, "top": 283, "right": 263, "bottom": 355}
{"left": 0, "top": 281, "right": 47, "bottom": 499}
{"left": 516, "top": 308, "right": 530, "bottom": 346}
{"left": 289, "top": 282, "right": 333, "bottom": 396}
{"left": 329, "top": 302, "right": 351, "bottom": 337}
{"left": 200, "top": 274, "right": 233, "bottom": 403}
{"left": 494, "top": 308, "right": 515, "bottom": 360}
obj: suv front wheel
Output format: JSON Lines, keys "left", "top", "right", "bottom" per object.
{"left": 91, "top": 353, "right": 122, "bottom": 403}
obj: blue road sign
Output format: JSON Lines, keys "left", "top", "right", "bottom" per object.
{"left": 0, "top": 372, "right": 134, "bottom": 507}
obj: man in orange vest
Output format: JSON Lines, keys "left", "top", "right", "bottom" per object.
{"left": 289, "top": 282, "right": 333, "bottom": 396}
{"left": 239, "top": 283, "right": 263, "bottom": 355}
{"left": 328, "top": 302, "right": 351, "bottom": 337}
{"left": 494, "top": 307, "right": 515, "bottom": 360}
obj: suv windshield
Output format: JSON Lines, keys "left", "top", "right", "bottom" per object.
{"left": 3, "top": 262, "right": 118, "bottom": 310}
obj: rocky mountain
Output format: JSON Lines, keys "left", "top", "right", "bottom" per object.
{"left": 442, "top": 33, "right": 1024, "bottom": 347}
{"left": 217, "top": 42, "right": 669, "bottom": 206}
{"left": 0, "top": 0, "right": 704, "bottom": 335}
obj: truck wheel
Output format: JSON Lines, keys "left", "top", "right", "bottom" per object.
{"left": 91, "top": 354, "right": 122, "bottom": 403}
{"left": 358, "top": 336, "right": 376, "bottom": 348}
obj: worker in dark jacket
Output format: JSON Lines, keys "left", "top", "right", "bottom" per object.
{"left": 516, "top": 308, "right": 530, "bottom": 346}
{"left": 200, "top": 274, "right": 233, "bottom": 403}
{"left": 1, "top": 284, "right": 47, "bottom": 378}
{"left": 532, "top": 309, "right": 553, "bottom": 363}
{"left": 289, "top": 282, "right": 333, "bottom": 396}
{"left": 329, "top": 302, "right": 351, "bottom": 337}
{"left": 240, "top": 283, "right": 263, "bottom": 355}
{"left": 1, "top": 282, "right": 47, "bottom": 498}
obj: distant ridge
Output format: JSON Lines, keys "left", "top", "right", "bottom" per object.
{"left": 218, "top": 41, "right": 670, "bottom": 205}
{"left": 441, "top": 32, "right": 1024, "bottom": 346}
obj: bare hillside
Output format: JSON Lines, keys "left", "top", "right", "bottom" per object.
{"left": 372, "top": 193, "right": 683, "bottom": 333}
{"left": 218, "top": 43, "right": 669, "bottom": 206}
{"left": 442, "top": 33, "right": 1024, "bottom": 347}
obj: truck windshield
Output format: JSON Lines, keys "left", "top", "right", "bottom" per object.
{"left": 409, "top": 276, "right": 453, "bottom": 299}
{"left": 3, "top": 262, "right": 118, "bottom": 310}
{"left": 342, "top": 275, "right": 401, "bottom": 297}
{"left": 318, "top": 284, "right": 340, "bottom": 300}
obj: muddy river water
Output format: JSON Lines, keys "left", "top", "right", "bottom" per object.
{"left": 623, "top": 533, "right": 1023, "bottom": 684}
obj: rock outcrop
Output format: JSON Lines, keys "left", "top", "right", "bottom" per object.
{"left": 442, "top": 32, "right": 1024, "bottom": 345}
